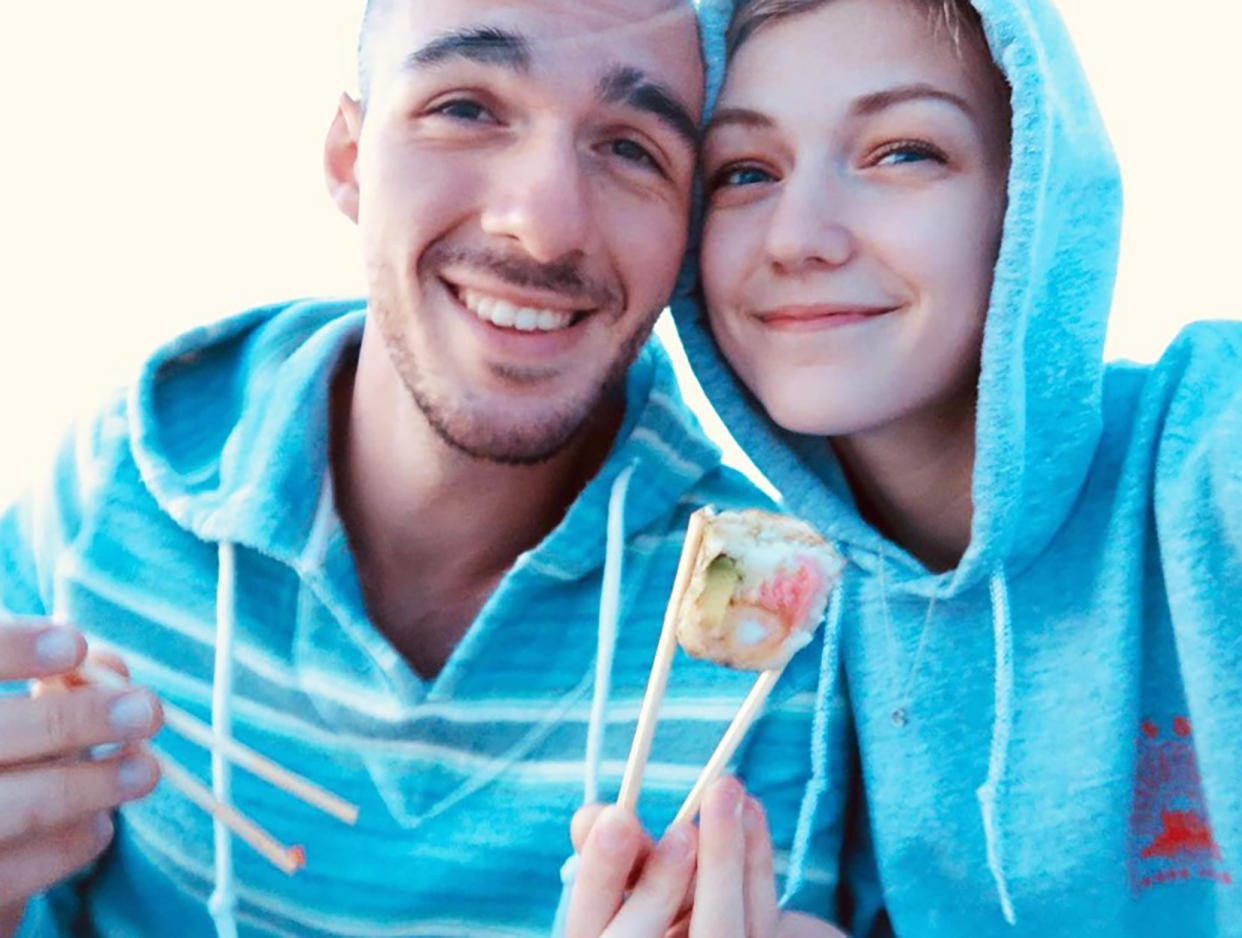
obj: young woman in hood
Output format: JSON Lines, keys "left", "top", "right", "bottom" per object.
{"left": 567, "top": 0, "right": 1242, "bottom": 935}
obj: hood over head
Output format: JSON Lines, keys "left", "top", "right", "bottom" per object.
{"left": 679, "top": 0, "right": 1124, "bottom": 598}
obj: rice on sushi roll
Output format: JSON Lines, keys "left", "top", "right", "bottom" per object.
{"left": 676, "top": 508, "right": 843, "bottom": 671}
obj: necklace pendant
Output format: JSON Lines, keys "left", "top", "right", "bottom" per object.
{"left": 891, "top": 707, "right": 909, "bottom": 728}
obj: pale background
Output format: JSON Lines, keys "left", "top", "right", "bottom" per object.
{"left": 1, "top": 2, "right": 1239, "bottom": 502}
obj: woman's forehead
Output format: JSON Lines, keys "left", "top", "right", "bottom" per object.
{"left": 717, "top": 0, "right": 1004, "bottom": 129}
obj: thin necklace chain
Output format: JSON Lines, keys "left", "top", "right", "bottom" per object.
{"left": 877, "top": 546, "right": 940, "bottom": 728}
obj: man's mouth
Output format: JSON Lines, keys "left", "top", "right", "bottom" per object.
{"left": 456, "top": 286, "right": 585, "bottom": 333}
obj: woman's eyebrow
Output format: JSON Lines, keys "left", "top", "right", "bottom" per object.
{"left": 703, "top": 107, "right": 773, "bottom": 137}
{"left": 852, "top": 83, "right": 977, "bottom": 121}
{"left": 704, "top": 82, "right": 975, "bottom": 138}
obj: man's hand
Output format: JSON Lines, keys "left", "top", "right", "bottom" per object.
{"left": 0, "top": 621, "right": 163, "bottom": 924}
{"left": 566, "top": 777, "right": 848, "bottom": 938}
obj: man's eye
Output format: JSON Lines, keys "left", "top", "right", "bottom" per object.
{"left": 431, "top": 99, "right": 492, "bottom": 122}
{"left": 609, "top": 139, "right": 659, "bottom": 170}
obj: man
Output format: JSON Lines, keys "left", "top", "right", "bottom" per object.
{"left": 0, "top": 2, "right": 838, "bottom": 935}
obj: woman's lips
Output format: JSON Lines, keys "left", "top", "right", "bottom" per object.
{"left": 754, "top": 304, "right": 899, "bottom": 330}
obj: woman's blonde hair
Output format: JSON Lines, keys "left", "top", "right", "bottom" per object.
{"left": 726, "top": 0, "right": 992, "bottom": 62}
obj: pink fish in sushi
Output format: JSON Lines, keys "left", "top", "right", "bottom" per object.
{"left": 676, "top": 509, "right": 843, "bottom": 671}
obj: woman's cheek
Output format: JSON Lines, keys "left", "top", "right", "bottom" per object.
{"left": 701, "top": 213, "right": 752, "bottom": 313}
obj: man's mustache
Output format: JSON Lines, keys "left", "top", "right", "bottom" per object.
{"left": 423, "top": 245, "right": 620, "bottom": 310}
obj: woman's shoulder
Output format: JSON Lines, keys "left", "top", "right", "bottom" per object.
{"left": 1101, "top": 321, "right": 1242, "bottom": 452}
{"left": 1100, "top": 321, "right": 1242, "bottom": 539}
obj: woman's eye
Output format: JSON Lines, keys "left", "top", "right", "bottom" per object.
{"left": 431, "top": 99, "right": 493, "bottom": 123}
{"left": 711, "top": 165, "right": 775, "bottom": 190}
{"left": 873, "top": 141, "right": 947, "bottom": 167}
{"left": 609, "top": 138, "right": 659, "bottom": 170}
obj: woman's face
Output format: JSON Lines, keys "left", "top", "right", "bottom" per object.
{"left": 700, "top": 0, "right": 1010, "bottom": 438}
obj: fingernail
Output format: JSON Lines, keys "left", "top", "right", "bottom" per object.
{"left": 110, "top": 691, "right": 155, "bottom": 735}
{"left": 95, "top": 812, "right": 114, "bottom": 846}
{"left": 118, "top": 756, "right": 154, "bottom": 794}
{"left": 595, "top": 809, "right": 634, "bottom": 854}
{"left": 657, "top": 825, "right": 693, "bottom": 864}
{"left": 36, "top": 628, "right": 80, "bottom": 670}
{"left": 743, "top": 797, "right": 763, "bottom": 833}
{"left": 708, "top": 777, "right": 743, "bottom": 819}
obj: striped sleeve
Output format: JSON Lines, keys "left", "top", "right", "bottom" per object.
{"left": 0, "top": 396, "right": 124, "bottom": 617}
{"left": 1, "top": 396, "right": 130, "bottom": 938}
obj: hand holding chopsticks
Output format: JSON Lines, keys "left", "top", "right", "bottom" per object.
{"left": 0, "top": 621, "right": 164, "bottom": 911}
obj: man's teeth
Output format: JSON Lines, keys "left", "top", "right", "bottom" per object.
{"left": 460, "top": 289, "right": 575, "bottom": 332}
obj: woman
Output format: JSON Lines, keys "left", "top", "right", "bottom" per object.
{"left": 568, "top": 0, "right": 1242, "bottom": 935}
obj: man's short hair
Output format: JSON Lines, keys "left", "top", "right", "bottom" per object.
{"left": 355, "top": 0, "right": 700, "bottom": 107}
{"left": 357, "top": 0, "right": 388, "bottom": 106}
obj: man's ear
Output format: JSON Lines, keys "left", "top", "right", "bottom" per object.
{"left": 325, "top": 93, "right": 364, "bottom": 223}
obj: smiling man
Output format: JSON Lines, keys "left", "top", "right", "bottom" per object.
{"left": 326, "top": 0, "right": 704, "bottom": 678}
{"left": 0, "top": 2, "right": 838, "bottom": 936}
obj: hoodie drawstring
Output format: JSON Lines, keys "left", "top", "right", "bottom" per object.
{"left": 208, "top": 541, "right": 240, "bottom": 938}
{"left": 583, "top": 464, "right": 635, "bottom": 803}
{"left": 551, "top": 464, "right": 635, "bottom": 937}
{"left": 780, "top": 567, "right": 846, "bottom": 906}
{"left": 978, "top": 568, "right": 1017, "bottom": 926}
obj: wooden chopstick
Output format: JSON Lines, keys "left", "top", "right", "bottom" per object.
{"left": 82, "top": 662, "right": 360, "bottom": 825}
{"left": 159, "top": 706, "right": 358, "bottom": 824}
{"left": 154, "top": 752, "right": 305, "bottom": 875}
{"left": 671, "top": 666, "right": 784, "bottom": 827}
{"left": 617, "top": 509, "right": 709, "bottom": 812}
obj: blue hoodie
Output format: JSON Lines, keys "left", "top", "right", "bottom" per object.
{"left": 677, "top": 0, "right": 1242, "bottom": 934}
{"left": 1, "top": 300, "right": 843, "bottom": 936}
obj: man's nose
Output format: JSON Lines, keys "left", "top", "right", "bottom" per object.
{"left": 479, "top": 131, "right": 593, "bottom": 265}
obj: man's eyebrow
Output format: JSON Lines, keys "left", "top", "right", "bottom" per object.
{"left": 598, "top": 66, "right": 699, "bottom": 151}
{"left": 703, "top": 106, "right": 773, "bottom": 137}
{"left": 402, "top": 26, "right": 531, "bottom": 72}
{"left": 852, "top": 83, "right": 977, "bottom": 121}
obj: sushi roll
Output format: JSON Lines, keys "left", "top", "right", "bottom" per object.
{"left": 676, "top": 508, "right": 843, "bottom": 671}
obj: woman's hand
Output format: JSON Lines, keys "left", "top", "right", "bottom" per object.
{"left": 566, "top": 777, "right": 848, "bottom": 938}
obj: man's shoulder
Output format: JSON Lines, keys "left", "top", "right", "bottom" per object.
{"left": 139, "top": 297, "right": 365, "bottom": 394}
{"left": 682, "top": 461, "right": 779, "bottom": 515}
{"left": 622, "top": 336, "right": 778, "bottom": 516}
{"left": 11, "top": 297, "right": 367, "bottom": 546}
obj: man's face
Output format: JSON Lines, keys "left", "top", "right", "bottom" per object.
{"left": 336, "top": 0, "right": 702, "bottom": 464}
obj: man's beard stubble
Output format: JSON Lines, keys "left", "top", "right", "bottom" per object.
{"left": 368, "top": 250, "right": 658, "bottom": 466}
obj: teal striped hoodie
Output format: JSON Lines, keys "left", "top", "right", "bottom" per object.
{"left": 1, "top": 299, "right": 843, "bottom": 936}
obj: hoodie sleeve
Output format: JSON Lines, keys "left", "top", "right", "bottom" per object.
{"left": 0, "top": 392, "right": 128, "bottom": 616}
{"left": 0, "top": 446, "right": 67, "bottom": 618}
{"left": 1152, "top": 322, "right": 1242, "bottom": 594}
{"left": 1, "top": 395, "right": 130, "bottom": 938}
{"left": 1150, "top": 321, "right": 1242, "bottom": 869}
